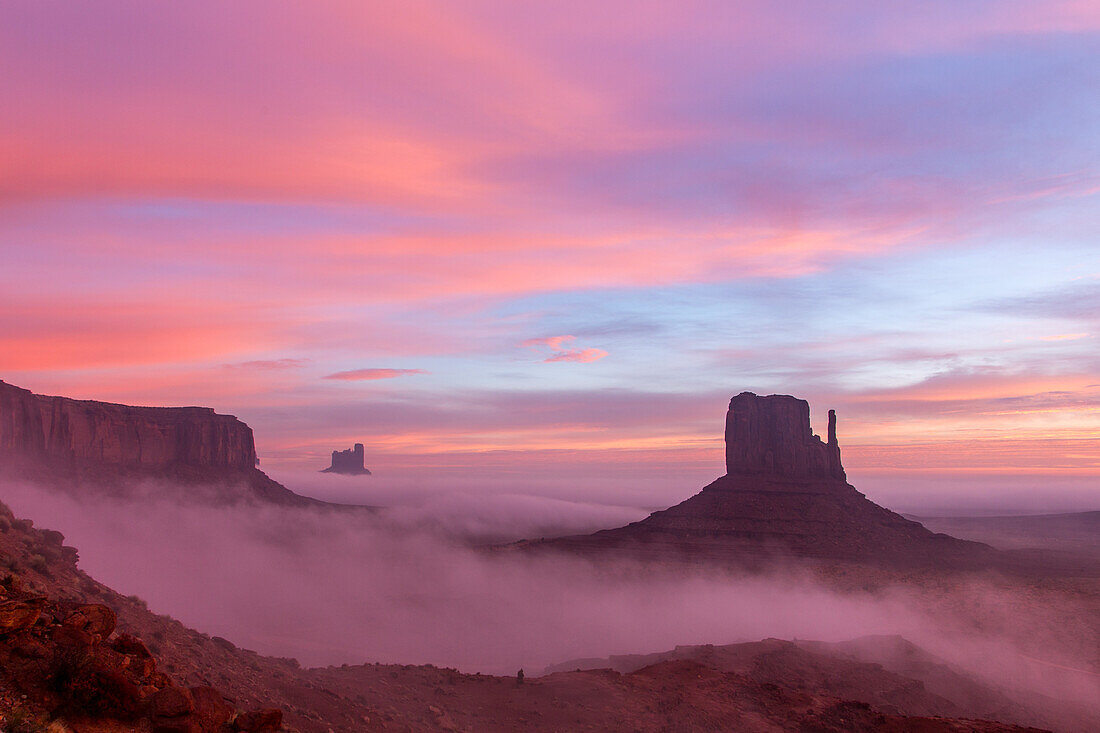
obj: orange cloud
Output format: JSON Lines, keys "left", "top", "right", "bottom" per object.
{"left": 546, "top": 348, "right": 608, "bottom": 364}
{"left": 845, "top": 438, "right": 1100, "bottom": 473}
{"left": 522, "top": 336, "right": 576, "bottom": 350}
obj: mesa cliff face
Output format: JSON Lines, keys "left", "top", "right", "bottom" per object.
{"left": 0, "top": 380, "right": 256, "bottom": 472}
{"left": 725, "top": 392, "right": 844, "bottom": 481}
{"left": 0, "top": 380, "right": 338, "bottom": 508}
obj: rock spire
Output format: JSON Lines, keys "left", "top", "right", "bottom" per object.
{"left": 321, "top": 443, "right": 371, "bottom": 475}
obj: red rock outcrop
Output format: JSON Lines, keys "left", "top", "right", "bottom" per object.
{"left": 520, "top": 392, "right": 997, "bottom": 566}
{"left": 725, "top": 392, "right": 844, "bottom": 480}
{"left": 321, "top": 443, "right": 371, "bottom": 475}
{"left": 0, "top": 380, "right": 346, "bottom": 508}
{"left": 0, "top": 590, "right": 282, "bottom": 732}
{"left": 0, "top": 380, "right": 256, "bottom": 473}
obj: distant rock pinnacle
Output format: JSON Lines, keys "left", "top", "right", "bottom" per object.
{"left": 321, "top": 443, "right": 371, "bottom": 475}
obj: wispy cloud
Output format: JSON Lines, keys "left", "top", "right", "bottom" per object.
{"left": 224, "top": 358, "right": 309, "bottom": 370}
{"left": 545, "top": 348, "right": 608, "bottom": 363}
{"left": 521, "top": 336, "right": 576, "bottom": 350}
{"left": 1038, "top": 333, "right": 1089, "bottom": 342}
{"left": 522, "top": 335, "right": 608, "bottom": 364}
{"left": 323, "top": 368, "right": 429, "bottom": 381}
{"left": 2, "top": 0, "right": 1098, "bottom": 496}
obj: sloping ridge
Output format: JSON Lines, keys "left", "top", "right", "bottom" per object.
{"left": 0, "top": 379, "right": 335, "bottom": 508}
{"left": 524, "top": 392, "right": 995, "bottom": 566}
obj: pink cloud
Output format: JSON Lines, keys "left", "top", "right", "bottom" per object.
{"left": 522, "top": 335, "right": 608, "bottom": 364}
{"left": 0, "top": 296, "right": 287, "bottom": 371}
{"left": 1038, "top": 333, "right": 1089, "bottom": 342}
{"left": 522, "top": 335, "right": 575, "bottom": 350}
{"left": 545, "top": 348, "right": 608, "bottom": 364}
{"left": 323, "top": 368, "right": 429, "bottom": 381}
{"left": 224, "top": 359, "right": 309, "bottom": 370}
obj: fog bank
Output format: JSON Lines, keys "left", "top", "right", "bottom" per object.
{"left": 2, "top": 478, "right": 1096, "bottom": 714}
{"left": 267, "top": 466, "right": 1100, "bottom": 520}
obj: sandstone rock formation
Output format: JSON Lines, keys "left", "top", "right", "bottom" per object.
{"left": 520, "top": 392, "right": 996, "bottom": 566}
{"left": 321, "top": 443, "right": 371, "bottom": 475}
{"left": 0, "top": 380, "right": 335, "bottom": 508}
{"left": 0, "top": 380, "right": 256, "bottom": 472}
{"left": 725, "top": 392, "right": 844, "bottom": 480}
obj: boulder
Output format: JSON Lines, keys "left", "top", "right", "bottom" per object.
{"left": 87, "top": 669, "right": 144, "bottom": 719}
{"left": 63, "top": 604, "right": 116, "bottom": 638}
{"left": 50, "top": 623, "right": 95, "bottom": 648}
{"left": 111, "top": 632, "right": 153, "bottom": 658}
{"left": 190, "top": 685, "right": 234, "bottom": 728}
{"left": 234, "top": 708, "right": 283, "bottom": 731}
{"left": 40, "top": 529, "right": 65, "bottom": 546}
{"left": 0, "top": 597, "right": 46, "bottom": 634}
{"left": 152, "top": 685, "right": 195, "bottom": 718}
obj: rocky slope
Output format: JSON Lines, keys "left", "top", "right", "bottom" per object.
{"left": 543, "top": 637, "right": 1099, "bottom": 732}
{"left": 0, "top": 505, "right": 284, "bottom": 732}
{"left": 517, "top": 393, "right": 997, "bottom": 567}
{"left": 0, "top": 498, "right": 1053, "bottom": 732}
{"left": 0, "top": 380, "right": 336, "bottom": 509}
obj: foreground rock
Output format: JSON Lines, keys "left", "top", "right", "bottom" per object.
{"left": 0, "top": 587, "right": 281, "bottom": 732}
{"left": 542, "top": 636, "right": 1095, "bottom": 731}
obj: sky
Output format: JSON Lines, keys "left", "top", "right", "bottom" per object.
{"left": 2, "top": 1, "right": 1098, "bottom": 512}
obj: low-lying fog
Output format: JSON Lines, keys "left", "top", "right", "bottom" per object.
{"left": 3, "top": 477, "right": 1097, "bottom": 712}
{"left": 267, "top": 466, "right": 1100, "bottom": 518}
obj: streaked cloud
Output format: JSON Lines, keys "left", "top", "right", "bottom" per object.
{"left": 1, "top": 0, "right": 1098, "bottom": 498}
{"left": 224, "top": 359, "right": 310, "bottom": 370}
{"left": 545, "top": 348, "right": 608, "bottom": 364}
{"left": 1038, "top": 333, "right": 1090, "bottom": 342}
{"left": 523, "top": 335, "right": 608, "bottom": 364}
{"left": 323, "top": 368, "right": 429, "bottom": 382}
